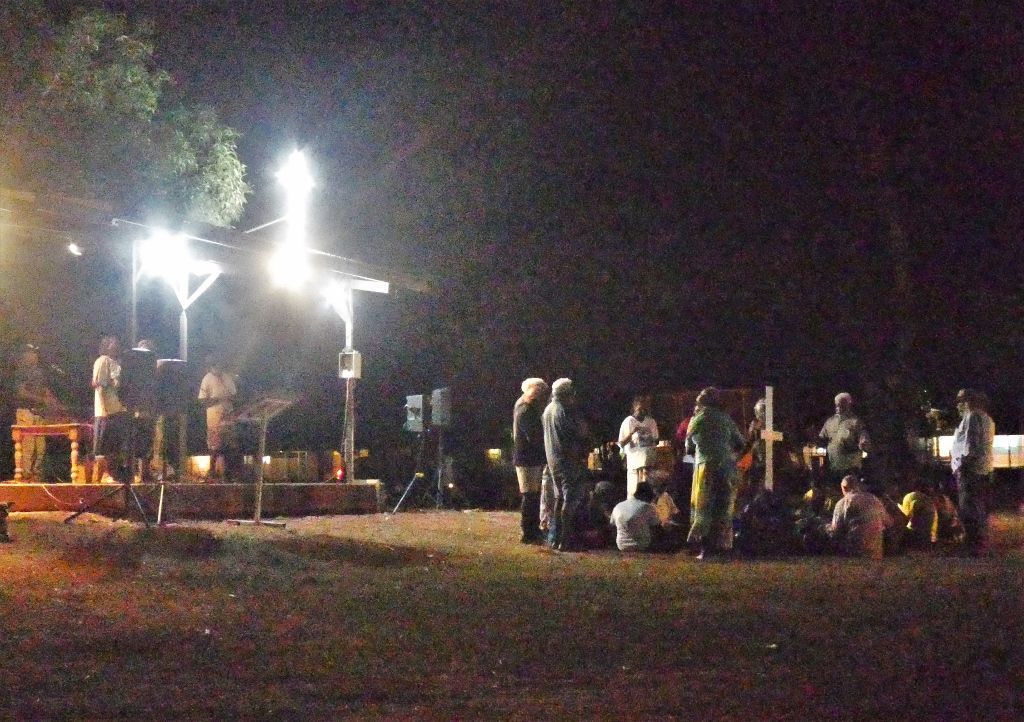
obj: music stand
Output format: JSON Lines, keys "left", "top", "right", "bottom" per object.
{"left": 227, "top": 396, "right": 295, "bottom": 528}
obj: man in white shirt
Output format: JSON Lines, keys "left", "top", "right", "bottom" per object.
{"left": 949, "top": 388, "right": 995, "bottom": 554}
{"left": 618, "top": 395, "right": 659, "bottom": 498}
{"left": 198, "top": 356, "right": 238, "bottom": 479}
{"left": 91, "top": 336, "right": 129, "bottom": 483}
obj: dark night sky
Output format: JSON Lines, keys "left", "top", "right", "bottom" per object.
{"left": 25, "top": 1, "right": 1024, "bottom": 455}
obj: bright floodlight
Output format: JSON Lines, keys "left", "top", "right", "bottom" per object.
{"left": 268, "top": 244, "right": 311, "bottom": 289}
{"left": 140, "top": 229, "right": 191, "bottom": 280}
{"left": 270, "top": 150, "right": 314, "bottom": 289}
{"left": 138, "top": 229, "right": 222, "bottom": 309}
{"left": 277, "top": 149, "right": 313, "bottom": 247}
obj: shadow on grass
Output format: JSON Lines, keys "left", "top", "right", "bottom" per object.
{"left": 264, "top": 534, "right": 444, "bottom": 568}
{"left": 43, "top": 521, "right": 443, "bottom": 574}
{"left": 56, "top": 525, "right": 223, "bottom": 573}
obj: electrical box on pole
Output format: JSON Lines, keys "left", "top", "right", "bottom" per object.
{"left": 338, "top": 350, "right": 362, "bottom": 379}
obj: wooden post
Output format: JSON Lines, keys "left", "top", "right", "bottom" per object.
{"left": 761, "top": 386, "right": 784, "bottom": 491}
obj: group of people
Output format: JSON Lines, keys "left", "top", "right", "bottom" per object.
{"left": 11, "top": 336, "right": 240, "bottom": 483}
{"left": 512, "top": 378, "right": 998, "bottom": 559}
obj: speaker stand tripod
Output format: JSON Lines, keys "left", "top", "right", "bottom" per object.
{"left": 65, "top": 477, "right": 152, "bottom": 527}
{"left": 392, "top": 432, "right": 440, "bottom": 513}
{"left": 66, "top": 420, "right": 153, "bottom": 527}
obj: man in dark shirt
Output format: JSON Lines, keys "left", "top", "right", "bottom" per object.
{"left": 543, "top": 377, "right": 588, "bottom": 551}
{"left": 513, "top": 377, "right": 549, "bottom": 543}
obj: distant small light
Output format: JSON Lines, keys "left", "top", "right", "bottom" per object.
{"left": 447, "top": 483, "right": 455, "bottom": 489}
{"left": 67, "top": 243, "right": 83, "bottom": 256}
{"left": 485, "top": 448, "right": 503, "bottom": 462}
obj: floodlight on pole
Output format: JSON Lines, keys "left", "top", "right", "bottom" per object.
{"left": 134, "top": 227, "right": 223, "bottom": 482}
{"left": 269, "top": 150, "right": 313, "bottom": 289}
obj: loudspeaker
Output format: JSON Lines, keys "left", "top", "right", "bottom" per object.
{"left": 119, "top": 348, "right": 157, "bottom": 414}
{"left": 155, "top": 359, "right": 192, "bottom": 415}
{"left": 430, "top": 387, "right": 451, "bottom": 429}
{"left": 404, "top": 394, "right": 425, "bottom": 433}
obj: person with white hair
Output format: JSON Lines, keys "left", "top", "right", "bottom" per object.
{"left": 818, "top": 392, "right": 870, "bottom": 491}
{"left": 513, "top": 377, "right": 549, "bottom": 543}
{"left": 542, "top": 377, "right": 589, "bottom": 551}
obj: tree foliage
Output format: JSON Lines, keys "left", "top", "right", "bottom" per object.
{"left": 1, "top": 4, "right": 249, "bottom": 226}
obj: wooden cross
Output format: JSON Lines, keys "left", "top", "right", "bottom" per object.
{"left": 760, "top": 386, "right": 784, "bottom": 491}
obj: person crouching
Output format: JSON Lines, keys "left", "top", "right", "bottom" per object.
{"left": 829, "top": 474, "right": 893, "bottom": 560}
{"left": 609, "top": 482, "right": 664, "bottom": 552}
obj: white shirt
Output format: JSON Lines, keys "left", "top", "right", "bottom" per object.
{"left": 199, "top": 371, "right": 237, "bottom": 428}
{"left": 92, "top": 355, "right": 124, "bottom": 417}
{"left": 619, "top": 415, "right": 659, "bottom": 470}
{"left": 610, "top": 498, "right": 661, "bottom": 551}
{"left": 950, "top": 410, "right": 995, "bottom": 475}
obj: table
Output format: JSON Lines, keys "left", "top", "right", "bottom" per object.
{"left": 11, "top": 423, "right": 92, "bottom": 484}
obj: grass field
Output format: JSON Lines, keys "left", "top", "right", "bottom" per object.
{"left": 1, "top": 510, "right": 1022, "bottom": 720}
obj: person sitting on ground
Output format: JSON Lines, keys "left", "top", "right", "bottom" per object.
{"left": 933, "top": 489, "right": 966, "bottom": 546}
{"left": 735, "top": 487, "right": 795, "bottom": 557}
{"left": 828, "top": 474, "right": 894, "bottom": 560}
{"left": 579, "top": 480, "right": 621, "bottom": 549}
{"left": 879, "top": 490, "right": 909, "bottom": 555}
{"left": 609, "top": 482, "right": 663, "bottom": 552}
{"left": 901, "top": 479, "right": 940, "bottom": 549}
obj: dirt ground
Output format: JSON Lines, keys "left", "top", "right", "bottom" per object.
{"left": 1, "top": 509, "right": 1022, "bottom": 720}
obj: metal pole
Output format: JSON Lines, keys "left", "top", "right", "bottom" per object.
{"left": 343, "top": 378, "right": 355, "bottom": 482}
{"left": 342, "top": 284, "right": 355, "bottom": 482}
{"left": 178, "top": 305, "right": 188, "bottom": 479}
{"left": 129, "top": 239, "right": 139, "bottom": 347}
{"left": 765, "top": 386, "right": 775, "bottom": 492}
{"left": 253, "top": 418, "right": 268, "bottom": 522}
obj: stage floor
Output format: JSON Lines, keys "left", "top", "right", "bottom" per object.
{"left": 0, "top": 480, "right": 381, "bottom": 519}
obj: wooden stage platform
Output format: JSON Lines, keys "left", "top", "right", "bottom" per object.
{"left": 0, "top": 480, "right": 382, "bottom": 519}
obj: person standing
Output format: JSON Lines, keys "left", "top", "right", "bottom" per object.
{"left": 818, "top": 392, "right": 870, "bottom": 490}
{"left": 543, "top": 378, "right": 588, "bottom": 551}
{"left": 198, "top": 356, "right": 238, "bottom": 479}
{"left": 13, "top": 345, "right": 55, "bottom": 478}
{"left": 513, "top": 377, "right": 549, "bottom": 544}
{"left": 685, "top": 387, "right": 745, "bottom": 559}
{"left": 92, "top": 336, "right": 129, "bottom": 483}
{"left": 618, "top": 394, "right": 659, "bottom": 498}
{"left": 744, "top": 398, "right": 768, "bottom": 489}
{"left": 950, "top": 388, "right": 995, "bottom": 555}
